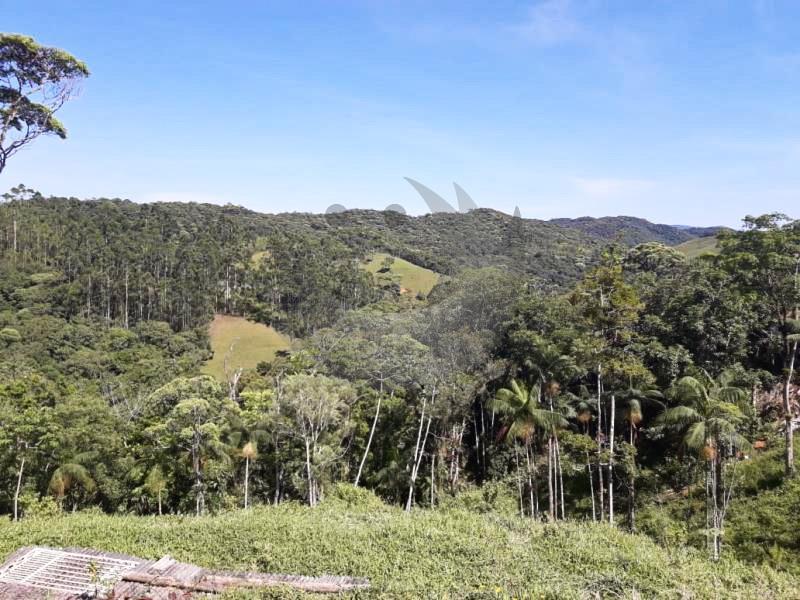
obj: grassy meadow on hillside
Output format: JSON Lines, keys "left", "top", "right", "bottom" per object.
{"left": 202, "top": 314, "right": 291, "bottom": 379}
{"left": 361, "top": 252, "right": 440, "bottom": 296}
{"left": 2, "top": 497, "right": 797, "bottom": 599}
{"left": 675, "top": 235, "right": 720, "bottom": 258}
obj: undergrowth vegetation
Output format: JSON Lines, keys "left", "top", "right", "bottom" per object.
{"left": 1, "top": 493, "right": 796, "bottom": 599}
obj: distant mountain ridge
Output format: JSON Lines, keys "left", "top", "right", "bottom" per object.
{"left": 0, "top": 197, "right": 719, "bottom": 292}
{"left": 548, "top": 216, "right": 721, "bottom": 246}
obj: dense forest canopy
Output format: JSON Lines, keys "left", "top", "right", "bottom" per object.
{"left": 1, "top": 189, "right": 799, "bottom": 576}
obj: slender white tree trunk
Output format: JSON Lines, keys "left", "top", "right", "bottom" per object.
{"left": 785, "top": 341, "right": 797, "bottom": 476}
{"left": 13, "top": 456, "right": 25, "bottom": 522}
{"left": 355, "top": 390, "right": 388, "bottom": 487}
{"left": 305, "top": 438, "right": 315, "bottom": 507}
{"left": 596, "top": 365, "right": 605, "bottom": 520}
{"left": 525, "top": 441, "right": 535, "bottom": 518}
{"left": 587, "top": 452, "right": 596, "bottom": 522}
{"left": 406, "top": 416, "right": 432, "bottom": 512}
{"left": 124, "top": 267, "right": 129, "bottom": 329}
{"left": 556, "top": 436, "right": 566, "bottom": 520}
{"left": 515, "top": 442, "right": 524, "bottom": 517}
{"left": 608, "top": 394, "right": 615, "bottom": 525}
{"left": 547, "top": 436, "right": 555, "bottom": 520}
{"left": 244, "top": 456, "right": 250, "bottom": 509}
{"left": 430, "top": 452, "right": 436, "bottom": 507}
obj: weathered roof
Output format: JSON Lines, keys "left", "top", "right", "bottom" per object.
{"left": 0, "top": 546, "right": 370, "bottom": 598}
{"left": 0, "top": 546, "right": 144, "bottom": 599}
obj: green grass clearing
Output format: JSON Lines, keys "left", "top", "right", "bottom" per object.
{"left": 202, "top": 314, "right": 290, "bottom": 380}
{"left": 675, "top": 236, "right": 720, "bottom": 258}
{"left": 361, "top": 253, "right": 439, "bottom": 297}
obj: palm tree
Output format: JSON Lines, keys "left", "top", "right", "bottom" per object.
{"left": 492, "top": 379, "right": 566, "bottom": 520}
{"left": 657, "top": 371, "right": 750, "bottom": 560}
{"left": 144, "top": 465, "right": 167, "bottom": 515}
{"left": 615, "top": 385, "right": 663, "bottom": 530}
{"left": 520, "top": 338, "right": 581, "bottom": 521}
{"left": 227, "top": 424, "right": 267, "bottom": 510}
{"left": 563, "top": 388, "right": 599, "bottom": 520}
{"left": 48, "top": 462, "right": 95, "bottom": 512}
{"left": 241, "top": 441, "right": 257, "bottom": 509}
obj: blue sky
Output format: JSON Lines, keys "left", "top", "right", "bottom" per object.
{"left": 2, "top": 0, "right": 799, "bottom": 226}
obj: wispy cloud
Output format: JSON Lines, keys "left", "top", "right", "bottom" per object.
{"left": 512, "top": 0, "right": 585, "bottom": 46}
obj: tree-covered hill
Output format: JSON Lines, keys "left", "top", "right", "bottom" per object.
{"left": 0, "top": 191, "right": 719, "bottom": 335}
{"left": 2, "top": 190, "right": 800, "bottom": 585}
{"left": 549, "top": 215, "right": 722, "bottom": 246}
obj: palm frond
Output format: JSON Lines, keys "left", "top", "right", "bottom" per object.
{"left": 656, "top": 405, "right": 701, "bottom": 426}
{"left": 683, "top": 421, "right": 707, "bottom": 452}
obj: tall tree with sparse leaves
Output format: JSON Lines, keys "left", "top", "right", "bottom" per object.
{"left": 1, "top": 33, "right": 89, "bottom": 174}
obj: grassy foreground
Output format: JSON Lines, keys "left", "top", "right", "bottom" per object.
{"left": 1, "top": 502, "right": 796, "bottom": 599}
{"left": 202, "top": 314, "right": 291, "bottom": 379}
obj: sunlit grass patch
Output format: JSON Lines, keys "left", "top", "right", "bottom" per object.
{"left": 361, "top": 253, "right": 440, "bottom": 296}
{"left": 202, "top": 314, "right": 290, "bottom": 379}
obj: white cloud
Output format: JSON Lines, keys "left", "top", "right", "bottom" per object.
{"left": 513, "top": 0, "right": 584, "bottom": 46}
{"left": 573, "top": 177, "right": 656, "bottom": 197}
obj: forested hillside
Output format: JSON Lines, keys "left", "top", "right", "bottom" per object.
{"left": 0, "top": 188, "right": 717, "bottom": 334}
{"left": 2, "top": 189, "right": 800, "bottom": 591}
{"left": 549, "top": 216, "right": 722, "bottom": 246}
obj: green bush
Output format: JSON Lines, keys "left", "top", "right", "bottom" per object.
{"left": 324, "top": 483, "right": 386, "bottom": 511}
{"left": 18, "top": 492, "right": 61, "bottom": 520}
{"left": 637, "top": 505, "right": 690, "bottom": 548}
{"left": 727, "top": 478, "right": 800, "bottom": 574}
{"left": 438, "top": 480, "right": 519, "bottom": 517}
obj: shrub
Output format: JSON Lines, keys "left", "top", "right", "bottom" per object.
{"left": 324, "top": 483, "right": 386, "bottom": 510}
{"left": 18, "top": 492, "right": 61, "bottom": 520}
{"left": 637, "top": 505, "right": 690, "bottom": 548}
{"left": 438, "top": 480, "right": 519, "bottom": 517}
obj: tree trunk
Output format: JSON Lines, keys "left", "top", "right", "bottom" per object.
{"left": 711, "top": 454, "right": 720, "bottom": 561}
{"left": 556, "top": 436, "right": 566, "bottom": 520}
{"left": 608, "top": 394, "right": 615, "bottom": 525}
{"left": 430, "top": 452, "right": 436, "bottom": 507}
{"left": 13, "top": 456, "right": 25, "bottom": 522}
{"left": 244, "top": 456, "right": 250, "bottom": 509}
{"left": 405, "top": 391, "right": 430, "bottom": 512}
{"left": 515, "top": 442, "right": 524, "bottom": 517}
{"left": 587, "top": 453, "right": 596, "bottom": 522}
{"left": 628, "top": 421, "right": 636, "bottom": 531}
{"left": 355, "top": 391, "right": 387, "bottom": 487}
{"left": 525, "top": 441, "right": 535, "bottom": 518}
{"left": 705, "top": 461, "right": 712, "bottom": 558}
{"left": 785, "top": 340, "right": 798, "bottom": 477}
{"left": 547, "top": 436, "right": 555, "bottom": 521}
{"left": 406, "top": 416, "right": 432, "bottom": 512}
{"left": 305, "top": 438, "right": 315, "bottom": 507}
{"left": 192, "top": 444, "right": 204, "bottom": 516}
{"left": 596, "top": 365, "right": 605, "bottom": 520}
{"left": 124, "top": 267, "right": 129, "bottom": 329}
{"left": 157, "top": 490, "right": 162, "bottom": 516}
